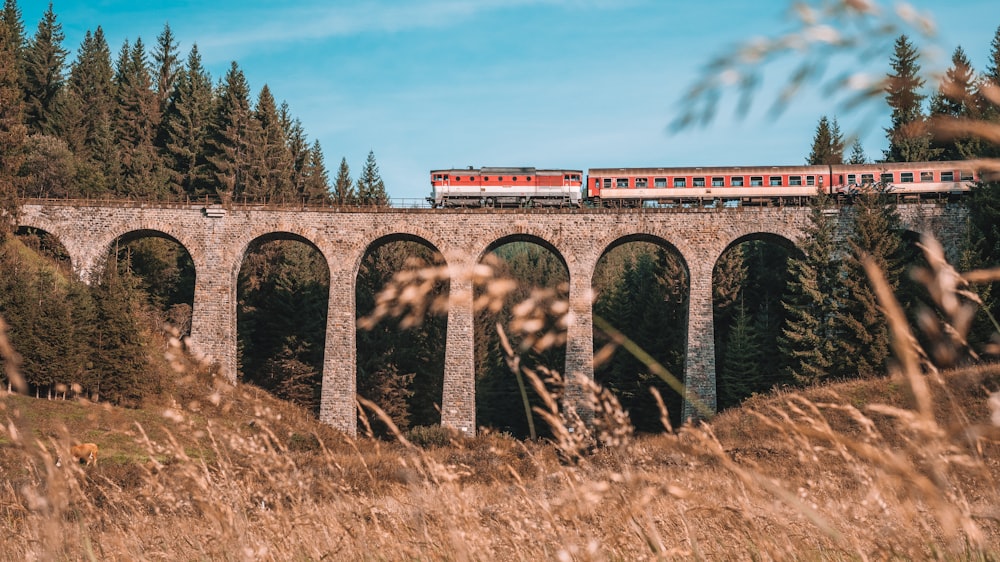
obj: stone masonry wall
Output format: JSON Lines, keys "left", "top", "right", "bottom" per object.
{"left": 18, "top": 202, "right": 968, "bottom": 433}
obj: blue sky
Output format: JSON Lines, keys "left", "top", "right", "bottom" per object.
{"left": 15, "top": 0, "right": 1000, "bottom": 201}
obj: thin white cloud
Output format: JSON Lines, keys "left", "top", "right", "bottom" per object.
{"left": 196, "top": 0, "right": 630, "bottom": 53}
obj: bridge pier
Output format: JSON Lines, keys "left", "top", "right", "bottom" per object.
{"left": 564, "top": 267, "right": 595, "bottom": 424}
{"left": 440, "top": 256, "right": 477, "bottom": 435}
{"left": 319, "top": 264, "right": 359, "bottom": 433}
{"left": 682, "top": 260, "right": 717, "bottom": 422}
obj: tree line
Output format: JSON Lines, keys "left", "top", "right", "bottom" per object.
{"left": 0, "top": 1, "right": 388, "bottom": 207}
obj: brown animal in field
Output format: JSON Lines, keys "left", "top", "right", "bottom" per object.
{"left": 69, "top": 443, "right": 99, "bottom": 466}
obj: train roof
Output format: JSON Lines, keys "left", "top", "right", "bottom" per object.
{"left": 588, "top": 160, "right": 981, "bottom": 175}
{"left": 430, "top": 167, "right": 582, "bottom": 174}
{"left": 587, "top": 164, "right": 829, "bottom": 175}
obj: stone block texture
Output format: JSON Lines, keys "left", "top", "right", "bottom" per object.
{"left": 19, "top": 202, "right": 968, "bottom": 433}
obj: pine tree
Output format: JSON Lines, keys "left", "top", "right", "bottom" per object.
{"left": 21, "top": 3, "right": 66, "bottom": 136}
{"left": 158, "top": 45, "right": 213, "bottom": 197}
{"left": 332, "top": 156, "right": 355, "bottom": 205}
{"left": 355, "top": 150, "right": 389, "bottom": 206}
{"left": 112, "top": 38, "right": 165, "bottom": 198}
{"left": 718, "top": 298, "right": 763, "bottom": 409}
{"left": 281, "top": 104, "right": 309, "bottom": 197}
{"left": 61, "top": 27, "right": 115, "bottom": 195}
{"left": 884, "top": 35, "right": 938, "bottom": 162}
{"left": 981, "top": 25, "right": 1000, "bottom": 157}
{"left": 847, "top": 137, "right": 868, "bottom": 164}
{"left": 89, "top": 263, "right": 157, "bottom": 406}
{"left": 301, "top": 140, "right": 331, "bottom": 204}
{"left": 0, "top": 12, "right": 26, "bottom": 236}
{"left": 1, "top": 0, "right": 25, "bottom": 91}
{"left": 779, "top": 197, "right": 840, "bottom": 384}
{"left": 929, "top": 46, "right": 981, "bottom": 160}
{"left": 252, "top": 85, "right": 294, "bottom": 201}
{"left": 831, "top": 188, "right": 904, "bottom": 379}
{"left": 205, "top": 61, "right": 259, "bottom": 202}
{"left": 806, "top": 115, "right": 845, "bottom": 165}
{"left": 152, "top": 23, "right": 179, "bottom": 113}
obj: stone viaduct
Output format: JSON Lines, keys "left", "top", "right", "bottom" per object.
{"left": 17, "top": 200, "right": 968, "bottom": 434}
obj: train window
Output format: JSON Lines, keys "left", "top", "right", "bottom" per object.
{"left": 806, "top": 176, "right": 815, "bottom": 186}
{"left": 712, "top": 177, "right": 725, "bottom": 187}
{"left": 847, "top": 174, "right": 856, "bottom": 184}
{"left": 900, "top": 172, "right": 914, "bottom": 183}
{"left": 654, "top": 177, "right": 667, "bottom": 188}
{"left": 731, "top": 176, "right": 744, "bottom": 187}
{"left": 498, "top": 176, "right": 504, "bottom": 181}
{"left": 603, "top": 178, "right": 612, "bottom": 188}
{"left": 616, "top": 178, "right": 629, "bottom": 188}
{"left": 789, "top": 176, "right": 802, "bottom": 186}
{"left": 921, "top": 171, "right": 933, "bottom": 182}
{"left": 750, "top": 176, "right": 763, "bottom": 186}
{"left": 769, "top": 176, "right": 782, "bottom": 186}
{"left": 961, "top": 171, "right": 974, "bottom": 181}
{"left": 881, "top": 173, "right": 894, "bottom": 184}
{"left": 941, "top": 171, "right": 954, "bottom": 182}
{"left": 693, "top": 177, "right": 706, "bottom": 187}
{"left": 861, "top": 173, "right": 874, "bottom": 184}
{"left": 512, "top": 176, "right": 518, "bottom": 181}
{"left": 635, "top": 178, "right": 648, "bottom": 188}
{"left": 673, "top": 177, "right": 687, "bottom": 187}
{"left": 572, "top": 175, "right": 581, "bottom": 181}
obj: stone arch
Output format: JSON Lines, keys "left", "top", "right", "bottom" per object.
{"left": 354, "top": 231, "right": 449, "bottom": 432}
{"left": 356, "top": 230, "right": 447, "bottom": 281}
{"left": 236, "top": 230, "right": 332, "bottom": 415}
{"left": 14, "top": 225, "right": 72, "bottom": 269}
{"left": 592, "top": 232, "right": 691, "bottom": 431}
{"left": 712, "top": 230, "right": 798, "bottom": 412}
{"left": 479, "top": 233, "right": 568, "bottom": 270}
{"left": 716, "top": 231, "right": 802, "bottom": 267}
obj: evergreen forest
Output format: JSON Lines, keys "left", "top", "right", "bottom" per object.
{"left": 1, "top": 3, "right": 999, "bottom": 437}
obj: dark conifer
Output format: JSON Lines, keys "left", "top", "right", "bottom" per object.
{"left": 831, "top": 188, "right": 904, "bottom": 378}
{"left": 253, "top": 85, "right": 293, "bottom": 200}
{"left": 62, "top": 27, "right": 114, "bottom": 195}
{"left": 281, "top": 104, "right": 309, "bottom": 196}
{"left": 205, "top": 61, "right": 259, "bottom": 202}
{"left": 355, "top": 150, "right": 389, "bottom": 206}
{"left": 0, "top": 12, "right": 26, "bottom": 236}
{"left": 332, "top": 156, "right": 355, "bottom": 205}
{"left": 158, "top": 45, "right": 213, "bottom": 197}
{"left": 806, "top": 115, "right": 844, "bottom": 165}
{"left": 152, "top": 23, "right": 179, "bottom": 113}
{"left": 884, "top": 35, "right": 938, "bottom": 162}
{"left": 21, "top": 3, "right": 66, "bottom": 136}
{"left": 113, "top": 37, "right": 165, "bottom": 197}
{"left": 779, "top": 197, "right": 840, "bottom": 384}
{"left": 929, "top": 46, "right": 981, "bottom": 160}
{"left": 301, "top": 140, "right": 331, "bottom": 204}
{"left": 847, "top": 137, "right": 868, "bottom": 164}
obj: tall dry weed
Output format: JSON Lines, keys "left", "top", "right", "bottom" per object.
{"left": 1, "top": 231, "right": 999, "bottom": 559}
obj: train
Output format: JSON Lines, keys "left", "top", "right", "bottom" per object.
{"left": 427, "top": 161, "right": 981, "bottom": 208}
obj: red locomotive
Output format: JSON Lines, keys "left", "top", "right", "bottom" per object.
{"left": 428, "top": 167, "right": 583, "bottom": 208}
{"left": 429, "top": 161, "right": 980, "bottom": 208}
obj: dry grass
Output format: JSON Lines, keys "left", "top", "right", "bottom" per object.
{"left": 2, "top": 235, "right": 1000, "bottom": 560}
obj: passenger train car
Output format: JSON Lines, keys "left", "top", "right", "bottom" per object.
{"left": 428, "top": 161, "right": 980, "bottom": 208}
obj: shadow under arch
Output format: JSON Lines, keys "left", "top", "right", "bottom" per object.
{"left": 15, "top": 226, "right": 72, "bottom": 270}
{"left": 712, "top": 230, "right": 799, "bottom": 412}
{"left": 237, "top": 231, "right": 331, "bottom": 415}
{"left": 475, "top": 233, "right": 569, "bottom": 439}
{"left": 592, "top": 232, "right": 691, "bottom": 432}
{"left": 105, "top": 228, "right": 197, "bottom": 336}
{"left": 355, "top": 232, "right": 449, "bottom": 434}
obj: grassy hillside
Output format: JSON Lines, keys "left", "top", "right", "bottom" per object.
{"left": 2, "top": 354, "right": 998, "bottom": 559}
